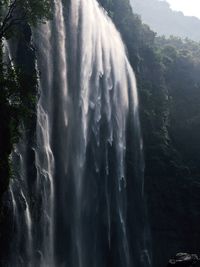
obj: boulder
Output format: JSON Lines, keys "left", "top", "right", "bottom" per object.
{"left": 167, "top": 253, "right": 199, "bottom": 266}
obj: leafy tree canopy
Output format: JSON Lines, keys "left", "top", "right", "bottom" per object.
{"left": 0, "top": 0, "right": 52, "bottom": 39}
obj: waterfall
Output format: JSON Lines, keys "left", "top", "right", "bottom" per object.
{"left": 8, "top": 0, "right": 151, "bottom": 266}
{"left": 10, "top": 141, "right": 33, "bottom": 266}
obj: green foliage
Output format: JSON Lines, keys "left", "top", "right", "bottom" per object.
{"left": 155, "top": 36, "right": 200, "bottom": 172}
{"left": 0, "top": 40, "right": 38, "bottom": 197}
{"left": 0, "top": 39, "right": 37, "bottom": 136}
{"left": 0, "top": 0, "right": 52, "bottom": 38}
{"left": 0, "top": 0, "right": 50, "bottom": 197}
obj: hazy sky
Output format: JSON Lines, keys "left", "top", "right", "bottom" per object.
{"left": 165, "top": 0, "right": 200, "bottom": 18}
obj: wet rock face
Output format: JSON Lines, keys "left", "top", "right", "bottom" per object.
{"left": 167, "top": 253, "right": 199, "bottom": 266}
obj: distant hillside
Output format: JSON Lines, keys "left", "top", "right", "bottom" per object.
{"left": 130, "top": 0, "right": 200, "bottom": 41}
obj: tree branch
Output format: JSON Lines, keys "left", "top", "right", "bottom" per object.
{"left": 0, "top": 0, "right": 27, "bottom": 39}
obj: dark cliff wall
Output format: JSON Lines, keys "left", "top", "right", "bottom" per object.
{"left": 0, "top": 24, "right": 37, "bottom": 264}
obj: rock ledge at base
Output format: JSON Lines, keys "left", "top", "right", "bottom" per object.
{"left": 167, "top": 253, "right": 200, "bottom": 266}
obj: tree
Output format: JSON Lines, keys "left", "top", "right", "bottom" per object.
{"left": 0, "top": 0, "right": 51, "bottom": 39}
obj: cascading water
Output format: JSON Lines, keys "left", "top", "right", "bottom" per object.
{"left": 8, "top": 0, "right": 151, "bottom": 266}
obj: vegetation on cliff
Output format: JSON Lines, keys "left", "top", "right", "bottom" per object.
{"left": 0, "top": 0, "right": 51, "bottom": 38}
{"left": 99, "top": 0, "right": 200, "bottom": 179}
{"left": 0, "top": 0, "right": 51, "bottom": 200}
{"left": 99, "top": 1, "right": 200, "bottom": 266}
